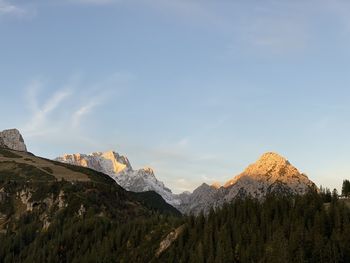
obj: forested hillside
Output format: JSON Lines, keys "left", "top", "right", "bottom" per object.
{"left": 159, "top": 190, "right": 350, "bottom": 263}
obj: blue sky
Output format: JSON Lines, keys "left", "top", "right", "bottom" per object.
{"left": 1, "top": 0, "right": 350, "bottom": 193}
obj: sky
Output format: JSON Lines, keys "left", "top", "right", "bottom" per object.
{"left": 1, "top": 0, "right": 350, "bottom": 193}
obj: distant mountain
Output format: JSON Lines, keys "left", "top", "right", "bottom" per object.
{"left": 180, "top": 152, "right": 317, "bottom": 214}
{"left": 55, "top": 151, "right": 182, "bottom": 207}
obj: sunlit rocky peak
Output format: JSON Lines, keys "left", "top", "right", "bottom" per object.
{"left": 224, "top": 152, "right": 302, "bottom": 188}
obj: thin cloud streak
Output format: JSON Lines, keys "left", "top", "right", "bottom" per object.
{"left": 0, "top": 0, "right": 24, "bottom": 16}
{"left": 72, "top": 101, "right": 101, "bottom": 128}
{"left": 0, "top": 0, "right": 35, "bottom": 18}
{"left": 22, "top": 72, "right": 131, "bottom": 139}
{"left": 23, "top": 82, "right": 72, "bottom": 137}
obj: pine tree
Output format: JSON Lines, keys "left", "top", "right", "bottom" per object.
{"left": 342, "top": 180, "right": 350, "bottom": 197}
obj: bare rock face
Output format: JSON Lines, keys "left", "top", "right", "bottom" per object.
{"left": 0, "top": 129, "right": 27, "bottom": 152}
{"left": 156, "top": 225, "right": 185, "bottom": 257}
{"left": 56, "top": 151, "right": 133, "bottom": 175}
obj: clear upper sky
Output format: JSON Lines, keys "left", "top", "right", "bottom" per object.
{"left": 1, "top": 0, "right": 350, "bottom": 193}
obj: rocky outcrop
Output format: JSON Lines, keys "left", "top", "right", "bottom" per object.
{"left": 0, "top": 129, "right": 27, "bottom": 152}
{"left": 155, "top": 225, "right": 185, "bottom": 257}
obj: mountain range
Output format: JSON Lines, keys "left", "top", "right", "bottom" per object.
{"left": 0, "top": 128, "right": 340, "bottom": 262}
{"left": 56, "top": 149, "right": 316, "bottom": 214}
{"left": 0, "top": 128, "right": 317, "bottom": 214}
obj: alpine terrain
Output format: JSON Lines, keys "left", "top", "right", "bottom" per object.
{"left": 56, "top": 151, "right": 182, "bottom": 206}
{"left": 1, "top": 129, "right": 349, "bottom": 263}
{"left": 56, "top": 150, "right": 316, "bottom": 215}
{"left": 0, "top": 130, "right": 181, "bottom": 262}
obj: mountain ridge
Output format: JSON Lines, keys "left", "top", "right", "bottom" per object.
{"left": 56, "top": 150, "right": 182, "bottom": 206}
{"left": 56, "top": 150, "right": 317, "bottom": 215}
{"left": 1, "top": 128, "right": 316, "bottom": 215}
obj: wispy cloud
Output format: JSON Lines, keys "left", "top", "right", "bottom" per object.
{"left": 71, "top": 102, "right": 98, "bottom": 128}
{"left": 22, "top": 72, "right": 131, "bottom": 139}
{"left": 23, "top": 80, "right": 73, "bottom": 137}
{"left": 0, "top": 0, "right": 26, "bottom": 16}
{"left": 0, "top": 0, "right": 37, "bottom": 19}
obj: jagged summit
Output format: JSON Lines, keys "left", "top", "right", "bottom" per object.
{"left": 0, "top": 128, "right": 27, "bottom": 152}
{"left": 55, "top": 150, "right": 182, "bottom": 206}
{"left": 58, "top": 151, "right": 132, "bottom": 175}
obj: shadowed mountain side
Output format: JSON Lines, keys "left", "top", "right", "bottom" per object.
{"left": 131, "top": 191, "right": 181, "bottom": 216}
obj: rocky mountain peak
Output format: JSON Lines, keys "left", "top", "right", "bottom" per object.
{"left": 57, "top": 151, "right": 132, "bottom": 175}
{"left": 243, "top": 152, "right": 297, "bottom": 178}
{"left": 257, "top": 152, "right": 289, "bottom": 164}
{"left": 0, "top": 129, "right": 27, "bottom": 152}
{"left": 251, "top": 152, "right": 293, "bottom": 173}
{"left": 224, "top": 152, "right": 301, "bottom": 188}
